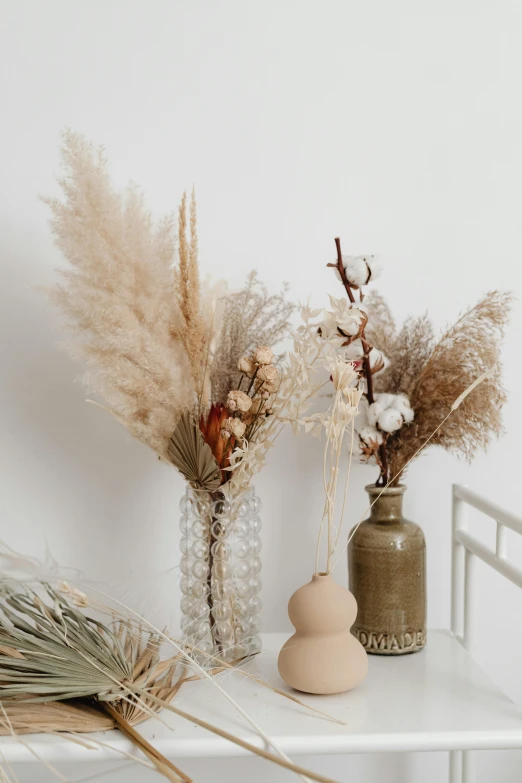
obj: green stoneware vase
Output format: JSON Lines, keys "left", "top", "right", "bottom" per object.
{"left": 348, "top": 484, "right": 426, "bottom": 655}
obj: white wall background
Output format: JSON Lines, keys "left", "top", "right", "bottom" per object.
{"left": 1, "top": 1, "right": 521, "bottom": 781}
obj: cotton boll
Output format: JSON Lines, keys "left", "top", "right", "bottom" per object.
{"left": 343, "top": 339, "right": 364, "bottom": 361}
{"left": 343, "top": 256, "right": 370, "bottom": 288}
{"left": 366, "top": 258, "right": 382, "bottom": 282}
{"left": 337, "top": 306, "right": 365, "bottom": 337}
{"left": 377, "top": 408, "right": 403, "bottom": 433}
{"left": 369, "top": 347, "right": 390, "bottom": 373}
{"left": 374, "top": 393, "right": 396, "bottom": 410}
{"left": 393, "top": 394, "right": 414, "bottom": 423}
{"left": 359, "top": 426, "right": 384, "bottom": 445}
{"left": 367, "top": 401, "right": 386, "bottom": 426}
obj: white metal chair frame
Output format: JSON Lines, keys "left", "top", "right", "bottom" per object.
{"left": 450, "top": 484, "right": 522, "bottom": 782}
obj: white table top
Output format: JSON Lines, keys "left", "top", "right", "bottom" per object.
{"left": 2, "top": 630, "right": 522, "bottom": 764}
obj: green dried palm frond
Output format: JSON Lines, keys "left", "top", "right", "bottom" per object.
{"left": 0, "top": 583, "right": 193, "bottom": 781}
{"left": 0, "top": 578, "right": 341, "bottom": 783}
{"left": 167, "top": 411, "right": 222, "bottom": 491}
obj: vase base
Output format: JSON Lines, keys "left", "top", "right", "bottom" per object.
{"left": 352, "top": 628, "right": 426, "bottom": 655}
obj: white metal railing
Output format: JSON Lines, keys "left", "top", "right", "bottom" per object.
{"left": 450, "top": 484, "right": 522, "bottom": 783}
{"left": 451, "top": 483, "right": 522, "bottom": 650}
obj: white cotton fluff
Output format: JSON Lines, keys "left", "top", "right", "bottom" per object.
{"left": 367, "top": 400, "right": 386, "bottom": 426}
{"left": 393, "top": 394, "right": 414, "bottom": 423}
{"left": 343, "top": 256, "right": 370, "bottom": 288}
{"left": 342, "top": 255, "right": 382, "bottom": 288}
{"left": 336, "top": 306, "right": 365, "bottom": 336}
{"left": 358, "top": 425, "right": 383, "bottom": 445}
{"left": 369, "top": 347, "right": 390, "bottom": 373}
{"left": 343, "top": 339, "right": 364, "bottom": 361}
{"left": 377, "top": 408, "right": 403, "bottom": 433}
{"left": 374, "top": 393, "right": 396, "bottom": 409}
{"left": 366, "top": 258, "right": 383, "bottom": 282}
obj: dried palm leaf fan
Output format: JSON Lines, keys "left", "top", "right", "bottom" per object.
{"left": 168, "top": 411, "right": 222, "bottom": 491}
{"left": 0, "top": 581, "right": 343, "bottom": 783}
{"left": 0, "top": 583, "right": 192, "bottom": 780}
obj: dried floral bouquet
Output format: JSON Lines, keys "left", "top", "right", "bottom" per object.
{"left": 45, "top": 131, "right": 331, "bottom": 659}
{"left": 319, "top": 238, "right": 511, "bottom": 486}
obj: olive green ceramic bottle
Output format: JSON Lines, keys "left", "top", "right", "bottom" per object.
{"left": 348, "top": 484, "right": 426, "bottom": 655}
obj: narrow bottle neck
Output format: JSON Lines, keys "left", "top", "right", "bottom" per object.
{"left": 366, "top": 485, "right": 406, "bottom": 523}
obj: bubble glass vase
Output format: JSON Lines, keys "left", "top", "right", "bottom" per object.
{"left": 179, "top": 486, "right": 262, "bottom": 661}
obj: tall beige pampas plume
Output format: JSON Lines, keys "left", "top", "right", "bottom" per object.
{"left": 44, "top": 130, "right": 194, "bottom": 460}
{"left": 175, "top": 190, "right": 206, "bottom": 391}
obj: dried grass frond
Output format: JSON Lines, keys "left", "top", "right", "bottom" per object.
{"left": 210, "top": 271, "right": 295, "bottom": 403}
{"left": 45, "top": 130, "right": 193, "bottom": 461}
{"left": 387, "top": 291, "right": 512, "bottom": 479}
{"left": 374, "top": 313, "right": 435, "bottom": 397}
{"left": 363, "top": 291, "right": 397, "bottom": 361}
{"left": 175, "top": 190, "right": 207, "bottom": 391}
{"left": 0, "top": 700, "right": 114, "bottom": 735}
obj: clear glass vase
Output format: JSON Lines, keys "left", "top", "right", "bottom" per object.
{"left": 179, "top": 486, "right": 262, "bottom": 661}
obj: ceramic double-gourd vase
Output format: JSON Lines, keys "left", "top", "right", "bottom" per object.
{"left": 278, "top": 573, "right": 368, "bottom": 695}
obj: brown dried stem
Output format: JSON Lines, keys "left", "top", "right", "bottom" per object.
{"left": 102, "top": 702, "right": 190, "bottom": 783}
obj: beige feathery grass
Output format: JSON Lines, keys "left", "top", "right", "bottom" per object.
{"left": 175, "top": 190, "right": 207, "bottom": 391}
{"left": 387, "top": 291, "right": 512, "bottom": 478}
{"left": 364, "top": 289, "right": 512, "bottom": 482}
{"left": 45, "top": 131, "right": 194, "bottom": 461}
{"left": 210, "top": 271, "right": 295, "bottom": 403}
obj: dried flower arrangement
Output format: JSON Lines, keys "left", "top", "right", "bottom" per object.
{"left": 45, "top": 131, "right": 334, "bottom": 657}
{"left": 320, "top": 238, "right": 511, "bottom": 486}
{"left": 45, "top": 133, "right": 295, "bottom": 488}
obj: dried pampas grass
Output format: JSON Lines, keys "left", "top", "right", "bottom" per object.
{"left": 45, "top": 132, "right": 295, "bottom": 476}
{"left": 45, "top": 130, "right": 194, "bottom": 461}
{"left": 210, "top": 271, "right": 295, "bottom": 403}
{"left": 175, "top": 190, "right": 208, "bottom": 392}
{"left": 370, "top": 290, "right": 513, "bottom": 481}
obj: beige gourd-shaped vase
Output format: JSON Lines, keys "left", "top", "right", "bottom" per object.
{"left": 277, "top": 573, "right": 368, "bottom": 694}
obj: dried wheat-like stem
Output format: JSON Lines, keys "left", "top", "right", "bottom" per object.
{"left": 131, "top": 688, "right": 339, "bottom": 783}
{"left": 176, "top": 190, "right": 206, "bottom": 391}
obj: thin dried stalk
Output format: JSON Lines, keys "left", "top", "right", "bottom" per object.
{"left": 133, "top": 687, "right": 340, "bottom": 783}
{"left": 103, "top": 702, "right": 190, "bottom": 783}
{"left": 363, "top": 291, "right": 397, "bottom": 362}
{"left": 176, "top": 190, "right": 206, "bottom": 391}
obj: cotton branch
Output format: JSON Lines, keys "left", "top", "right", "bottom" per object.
{"left": 328, "top": 237, "right": 388, "bottom": 485}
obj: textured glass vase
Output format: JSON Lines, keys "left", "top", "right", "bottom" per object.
{"left": 179, "top": 486, "right": 262, "bottom": 661}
